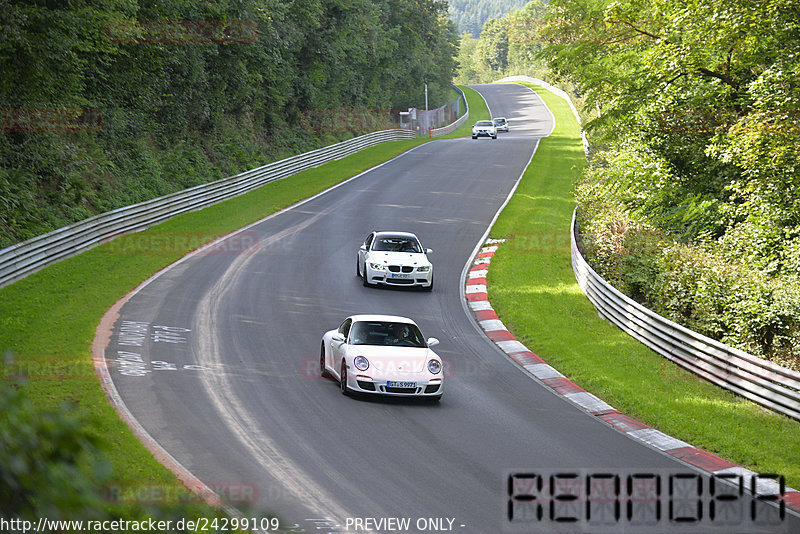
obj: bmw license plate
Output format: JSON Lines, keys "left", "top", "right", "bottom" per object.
{"left": 387, "top": 381, "right": 416, "bottom": 388}
{"left": 390, "top": 273, "right": 410, "bottom": 278}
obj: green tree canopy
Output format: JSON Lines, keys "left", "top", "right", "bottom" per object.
{"left": 0, "top": 0, "right": 458, "bottom": 247}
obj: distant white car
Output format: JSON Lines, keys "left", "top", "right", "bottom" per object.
{"left": 357, "top": 231, "right": 433, "bottom": 291}
{"left": 472, "top": 120, "right": 497, "bottom": 139}
{"left": 492, "top": 117, "right": 509, "bottom": 132}
{"left": 320, "top": 314, "right": 443, "bottom": 400}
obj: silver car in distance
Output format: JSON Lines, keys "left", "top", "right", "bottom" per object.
{"left": 472, "top": 120, "right": 497, "bottom": 139}
{"left": 492, "top": 116, "right": 509, "bottom": 132}
{"left": 320, "top": 314, "right": 443, "bottom": 400}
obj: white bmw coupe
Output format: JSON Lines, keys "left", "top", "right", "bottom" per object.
{"left": 357, "top": 231, "right": 433, "bottom": 291}
{"left": 320, "top": 314, "right": 443, "bottom": 400}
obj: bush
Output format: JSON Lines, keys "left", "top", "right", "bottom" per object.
{"left": 578, "top": 200, "right": 800, "bottom": 371}
{"left": 0, "top": 374, "right": 236, "bottom": 531}
{"left": 0, "top": 374, "right": 111, "bottom": 520}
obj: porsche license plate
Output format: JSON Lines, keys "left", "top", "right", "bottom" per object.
{"left": 387, "top": 381, "right": 416, "bottom": 388}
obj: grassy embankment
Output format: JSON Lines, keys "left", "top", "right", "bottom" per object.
{"left": 487, "top": 80, "right": 800, "bottom": 488}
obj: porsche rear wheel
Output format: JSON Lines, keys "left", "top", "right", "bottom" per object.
{"left": 340, "top": 361, "right": 350, "bottom": 395}
{"left": 320, "top": 343, "right": 329, "bottom": 378}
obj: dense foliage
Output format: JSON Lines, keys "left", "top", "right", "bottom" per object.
{"left": 0, "top": 376, "right": 232, "bottom": 529}
{"left": 454, "top": 0, "right": 550, "bottom": 83}
{"left": 0, "top": 0, "right": 458, "bottom": 248}
{"left": 458, "top": 0, "right": 800, "bottom": 368}
{"left": 447, "top": 0, "right": 530, "bottom": 37}
{"left": 0, "top": 377, "right": 110, "bottom": 520}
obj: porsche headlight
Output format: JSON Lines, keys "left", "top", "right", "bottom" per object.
{"left": 354, "top": 356, "right": 370, "bottom": 371}
{"left": 427, "top": 359, "right": 441, "bottom": 375}
{"left": 368, "top": 262, "right": 384, "bottom": 271}
{"left": 417, "top": 265, "right": 430, "bottom": 272}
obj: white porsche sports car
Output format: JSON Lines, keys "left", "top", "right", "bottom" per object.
{"left": 320, "top": 314, "right": 443, "bottom": 400}
{"left": 357, "top": 231, "right": 433, "bottom": 291}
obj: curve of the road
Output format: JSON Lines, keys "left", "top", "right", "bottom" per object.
{"left": 100, "top": 84, "right": 796, "bottom": 533}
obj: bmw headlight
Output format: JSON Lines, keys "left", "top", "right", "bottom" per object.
{"left": 416, "top": 265, "right": 430, "bottom": 272}
{"left": 427, "top": 359, "right": 441, "bottom": 375}
{"left": 368, "top": 262, "right": 384, "bottom": 270}
{"left": 354, "top": 356, "right": 370, "bottom": 371}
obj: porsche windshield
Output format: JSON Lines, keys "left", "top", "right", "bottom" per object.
{"left": 372, "top": 236, "right": 422, "bottom": 253}
{"left": 350, "top": 321, "right": 426, "bottom": 347}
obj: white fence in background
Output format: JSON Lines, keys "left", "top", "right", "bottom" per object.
{"left": 571, "top": 210, "right": 800, "bottom": 421}
{"left": 0, "top": 129, "right": 415, "bottom": 288}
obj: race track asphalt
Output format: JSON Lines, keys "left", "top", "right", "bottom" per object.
{"left": 105, "top": 83, "right": 796, "bottom": 533}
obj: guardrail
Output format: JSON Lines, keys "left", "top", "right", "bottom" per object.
{"left": 0, "top": 129, "right": 415, "bottom": 288}
{"left": 571, "top": 209, "right": 800, "bottom": 421}
{"left": 430, "top": 86, "right": 469, "bottom": 137}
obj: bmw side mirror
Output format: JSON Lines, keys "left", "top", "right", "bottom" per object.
{"left": 425, "top": 248, "right": 433, "bottom": 254}
{"left": 426, "top": 337, "right": 439, "bottom": 347}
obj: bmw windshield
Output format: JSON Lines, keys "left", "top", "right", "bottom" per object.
{"left": 372, "top": 236, "right": 422, "bottom": 253}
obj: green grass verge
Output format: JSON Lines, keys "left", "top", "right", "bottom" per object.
{"left": 0, "top": 136, "right": 427, "bottom": 514}
{"left": 438, "top": 85, "right": 490, "bottom": 139}
{"left": 487, "top": 80, "right": 800, "bottom": 488}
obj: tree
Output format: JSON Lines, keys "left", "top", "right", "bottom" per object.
{"left": 539, "top": 0, "right": 800, "bottom": 366}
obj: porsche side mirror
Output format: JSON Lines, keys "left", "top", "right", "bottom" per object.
{"left": 426, "top": 337, "right": 439, "bottom": 347}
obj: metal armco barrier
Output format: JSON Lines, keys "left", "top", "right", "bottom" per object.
{"left": 0, "top": 129, "right": 415, "bottom": 288}
{"left": 571, "top": 209, "right": 800, "bottom": 421}
{"left": 430, "top": 86, "right": 469, "bottom": 138}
